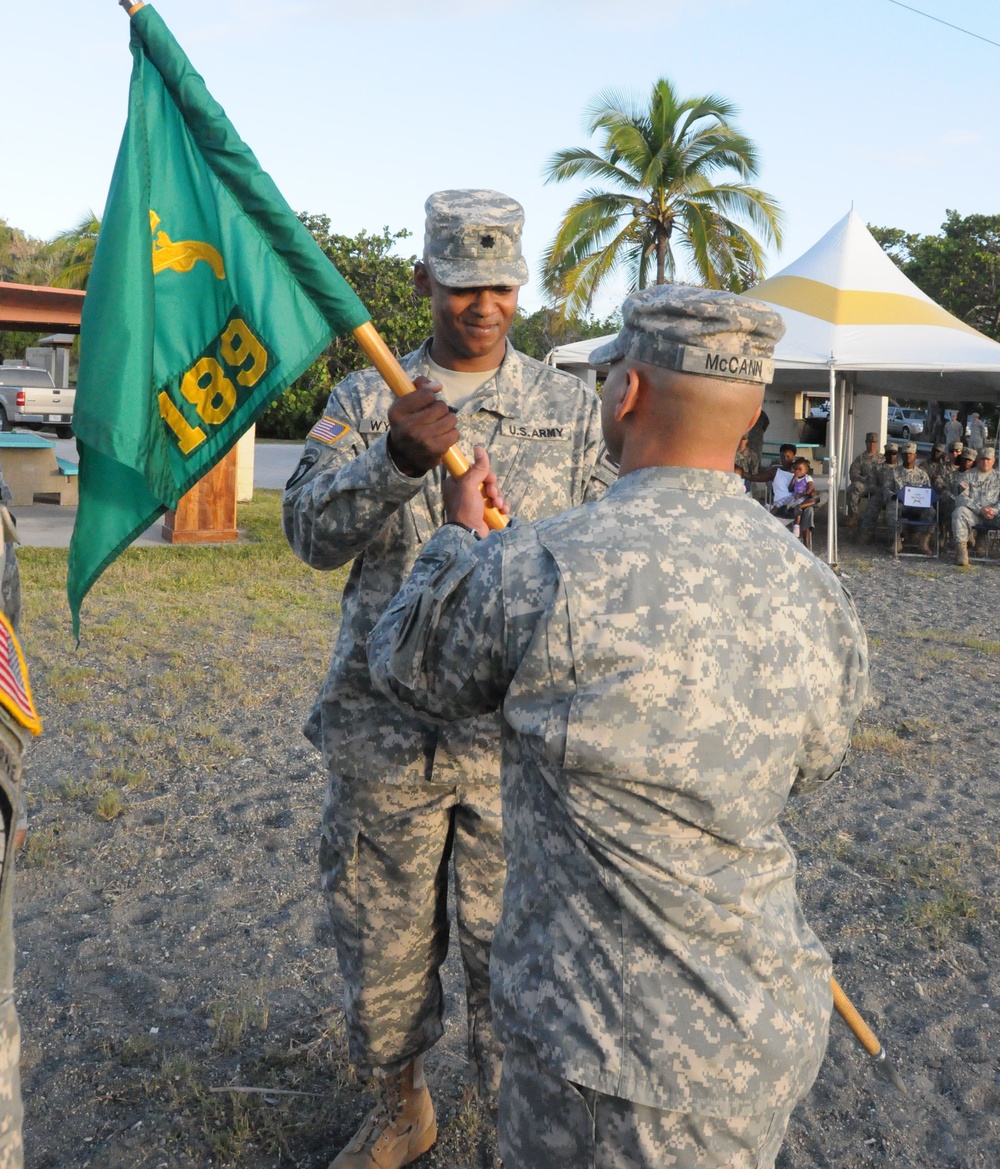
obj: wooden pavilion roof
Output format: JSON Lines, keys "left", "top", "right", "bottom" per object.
{"left": 0, "top": 282, "right": 84, "bottom": 332}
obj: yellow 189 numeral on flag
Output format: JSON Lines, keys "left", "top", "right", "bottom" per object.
{"left": 158, "top": 316, "right": 269, "bottom": 455}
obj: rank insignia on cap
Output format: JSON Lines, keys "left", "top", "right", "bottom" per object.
{"left": 0, "top": 613, "right": 40, "bottom": 736}
{"left": 308, "top": 416, "right": 350, "bottom": 445}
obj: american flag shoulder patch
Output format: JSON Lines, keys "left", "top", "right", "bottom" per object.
{"left": 308, "top": 416, "right": 350, "bottom": 445}
{"left": 0, "top": 613, "right": 40, "bottom": 736}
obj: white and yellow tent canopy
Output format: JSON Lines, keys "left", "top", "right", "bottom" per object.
{"left": 753, "top": 210, "right": 1000, "bottom": 401}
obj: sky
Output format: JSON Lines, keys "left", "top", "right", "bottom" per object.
{"left": 4, "top": 0, "right": 1000, "bottom": 315}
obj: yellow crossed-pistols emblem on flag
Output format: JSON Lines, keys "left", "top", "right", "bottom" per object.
{"left": 150, "top": 210, "right": 225, "bottom": 279}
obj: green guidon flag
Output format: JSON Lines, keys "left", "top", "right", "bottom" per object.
{"left": 68, "top": 2, "right": 370, "bottom": 635}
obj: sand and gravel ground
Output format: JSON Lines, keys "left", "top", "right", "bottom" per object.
{"left": 10, "top": 497, "right": 1000, "bottom": 1167}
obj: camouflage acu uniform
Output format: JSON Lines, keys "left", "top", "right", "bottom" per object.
{"left": 283, "top": 339, "right": 613, "bottom": 1087}
{"left": 936, "top": 464, "right": 966, "bottom": 530}
{"left": 861, "top": 459, "right": 897, "bottom": 531}
{"left": 921, "top": 458, "right": 949, "bottom": 490}
{"left": 369, "top": 466, "right": 869, "bottom": 1167}
{"left": 952, "top": 466, "right": 1000, "bottom": 545}
{"left": 944, "top": 418, "right": 964, "bottom": 447}
{"left": 733, "top": 447, "right": 758, "bottom": 479}
{"left": 969, "top": 418, "right": 988, "bottom": 452}
{"left": 847, "top": 449, "right": 881, "bottom": 516}
{"left": 500, "top": 1038, "right": 793, "bottom": 1169}
{"left": 884, "top": 465, "right": 932, "bottom": 536}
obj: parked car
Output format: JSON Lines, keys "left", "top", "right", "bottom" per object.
{"left": 0, "top": 366, "right": 75, "bottom": 437}
{"left": 809, "top": 401, "right": 830, "bottom": 419}
{"left": 887, "top": 406, "right": 926, "bottom": 440}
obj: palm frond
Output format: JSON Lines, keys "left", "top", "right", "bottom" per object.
{"left": 543, "top": 147, "right": 644, "bottom": 190}
{"left": 547, "top": 216, "right": 640, "bottom": 317}
{"left": 689, "top": 183, "right": 784, "bottom": 248}
{"left": 584, "top": 86, "right": 649, "bottom": 135}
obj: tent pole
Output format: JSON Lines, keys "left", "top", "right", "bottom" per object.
{"left": 845, "top": 378, "right": 856, "bottom": 493}
{"left": 827, "top": 365, "right": 838, "bottom": 566}
{"left": 835, "top": 373, "right": 848, "bottom": 564}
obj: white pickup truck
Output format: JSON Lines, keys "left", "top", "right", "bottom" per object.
{"left": 0, "top": 366, "right": 75, "bottom": 437}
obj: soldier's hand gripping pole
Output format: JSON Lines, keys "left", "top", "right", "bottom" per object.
{"left": 830, "top": 976, "right": 906, "bottom": 1093}
{"left": 352, "top": 322, "right": 508, "bottom": 531}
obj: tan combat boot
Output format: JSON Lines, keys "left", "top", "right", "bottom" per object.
{"left": 329, "top": 1058, "right": 437, "bottom": 1169}
{"left": 917, "top": 530, "right": 934, "bottom": 556}
{"left": 955, "top": 540, "right": 970, "bottom": 567}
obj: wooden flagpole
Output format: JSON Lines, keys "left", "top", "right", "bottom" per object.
{"left": 831, "top": 976, "right": 906, "bottom": 1092}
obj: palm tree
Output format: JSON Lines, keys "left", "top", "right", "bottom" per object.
{"left": 542, "top": 79, "right": 783, "bottom": 315}
{"left": 49, "top": 211, "right": 102, "bottom": 289}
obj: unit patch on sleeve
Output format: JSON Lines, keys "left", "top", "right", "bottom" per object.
{"left": 308, "top": 416, "right": 351, "bottom": 445}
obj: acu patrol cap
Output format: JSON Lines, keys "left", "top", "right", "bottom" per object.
{"left": 980, "top": 447, "right": 996, "bottom": 459}
{"left": 589, "top": 283, "right": 784, "bottom": 384}
{"left": 904, "top": 442, "right": 918, "bottom": 454}
{"left": 950, "top": 440, "right": 965, "bottom": 452}
{"left": 885, "top": 442, "right": 899, "bottom": 453}
{"left": 422, "top": 190, "right": 529, "bottom": 289}
{"left": 962, "top": 448, "right": 978, "bottom": 461}
{"left": 865, "top": 431, "right": 879, "bottom": 443}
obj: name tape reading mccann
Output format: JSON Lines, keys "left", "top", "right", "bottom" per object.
{"left": 670, "top": 346, "right": 774, "bottom": 384}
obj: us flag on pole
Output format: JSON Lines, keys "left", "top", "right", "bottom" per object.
{"left": 0, "top": 613, "right": 41, "bottom": 736}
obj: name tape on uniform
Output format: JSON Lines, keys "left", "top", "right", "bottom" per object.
{"left": 676, "top": 346, "right": 774, "bottom": 384}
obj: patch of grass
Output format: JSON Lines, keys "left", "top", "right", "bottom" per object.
{"left": 95, "top": 790, "right": 125, "bottom": 821}
{"left": 900, "top": 628, "right": 1000, "bottom": 655}
{"left": 190, "top": 719, "right": 221, "bottom": 741}
{"left": 175, "top": 743, "right": 196, "bottom": 767}
{"left": 57, "top": 776, "right": 107, "bottom": 802}
{"left": 45, "top": 665, "right": 95, "bottom": 704}
{"left": 851, "top": 725, "right": 907, "bottom": 756}
{"left": 207, "top": 733, "right": 241, "bottom": 760}
{"left": 881, "top": 843, "right": 981, "bottom": 947}
{"left": 95, "top": 759, "right": 152, "bottom": 792}
{"left": 117, "top": 1033, "right": 158, "bottom": 1067}
{"left": 131, "top": 725, "right": 160, "bottom": 746}
{"left": 918, "top": 647, "right": 960, "bottom": 663}
{"left": 20, "top": 822, "right": 62, "bottom": 867}
{"left": 905, "top": 888, "right": 978, "bottom": 945}
{"left": 71, "top": 719, "right": 114, "bottom": 743}
{"left": 208, "top": 984, "right": 271, "bottom": 1053}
